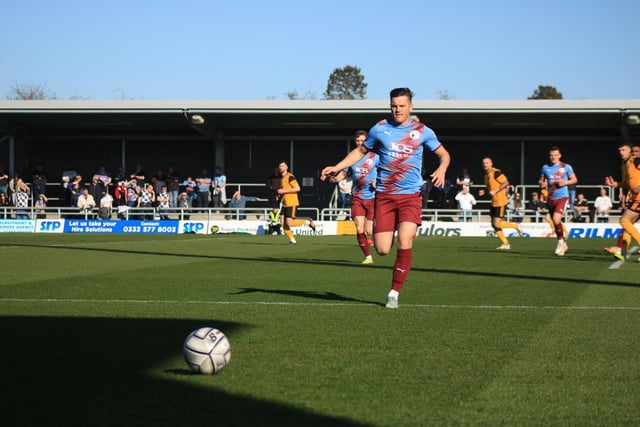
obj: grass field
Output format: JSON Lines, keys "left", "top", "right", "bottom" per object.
{"left": 1, "top": 233, "right": 639, "bottom": 426}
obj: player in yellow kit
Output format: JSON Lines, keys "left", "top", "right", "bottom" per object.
{"left": 605, "top": 142, "right": 640, "bottom": 261}
{"left": 478, "top": 157, "right": 523, "bottom": 250}
{"left": 277, "top": 160, "right": 316, "bottom": 245}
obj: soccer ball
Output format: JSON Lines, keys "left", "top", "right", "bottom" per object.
{"left": 183, "top": 327, "right": 231, "bottom": 374}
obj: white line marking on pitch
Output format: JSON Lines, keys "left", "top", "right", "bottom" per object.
{"left": 1, "top": 298, "right": 639, "bottom": 311}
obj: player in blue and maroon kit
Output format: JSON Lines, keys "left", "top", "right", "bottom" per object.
{"left": 539, "top": 146, "right": 578, "bottom": 256}
{"left": 321, "top": 88, "right": 450, "bottom": 308}
{"left": 329, "top": 130, "right": 379, "bottom": 264}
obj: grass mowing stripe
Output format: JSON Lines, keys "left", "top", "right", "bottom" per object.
{"left": 2, "top": 297, "right": 639, "bottom": 310}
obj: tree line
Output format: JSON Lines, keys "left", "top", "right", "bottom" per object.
{"left": 5, "top": 68, "right": 562, "bottom": 100}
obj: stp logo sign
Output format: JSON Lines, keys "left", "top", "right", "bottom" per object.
{"left": 182, "top": 222, "right": 205, "bottom": 234}
{"left": 38, "top": 220, "right": 63, "bottom": 233}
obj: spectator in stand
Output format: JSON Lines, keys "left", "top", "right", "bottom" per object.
{"left": 227, "top": 189, "right": 268, "bottom": 220}
{"left": 0, "top": 191, "right": 10, "bottom": 207}
{"left": 156, "top": 185, "right": 170, "bottom": 220}
{"left": 573, "top": 193, "right": 590, "bottom": 222}
{"left": 77, "top": 187, "right": 96, "bottom": 214}
{"left": 527, "top": 191, "right": 547, "bottom": 222}
{"left": 567, "top": 183, "right": 577, "bottom": 212}
{"left": 152, "top": 169, "right": 166, "bottom": 194}
{"left": 508, "top": 191, "right": 525, "bottom": 223}
{"left": 166, "top": 167, "right": 180, "bottom": 208}
{"left": 454, "top": 185, "right": 476, "bottom": 222}
{"left": 178, "top": 191, "right": 191, "bottom": 220}
{"left": 182, "top": 176, "right": 198, "bottom": 207}
{"left": 196, "top": 169, "right": 212, "bottom": 208}
{"left": 266, "top": 167, "right": 281, "bottom": 207}
{"left": 90, "top": 165, "right": 111, "bottom": 206}
{"left": 35, "top": 194, "right": 48, "bottom": 219}
{"left": 137, "top": 183, "right": 156, "bottom": 218}
{"left": 0, "top": 165, "right": 9, "bottom": 196}
{"left": 212, "top": 166, "right": 228, "bottom": 211}
{"left": 94, "top": 165, "right": 112, "bottom": 188}
{"left": 337, "top": 173, "right": 353, "bottom": 209}
{"left": 593, "top": 187, "right": 613, "bottom": 223}
{"left": 99, "top": 191, "right": 113, "bottom": 219}
{"left": 114, "top": 179, "right": 129, "bottom": 219}
{"left": 31, "top": 162, "right": 48, "bottom": 199}
{"left": 456, "top": 168, "right": 474, "bottom": 188}
{"left": 113, "top": 165, "right": 127, "bottom": 186}
{"left": 126, "top": 178, "right": 141, "bottom": 208}
{"left": 9, "top": 173, "right": 26, "bottom": 205}
{"left": 61, "top": 162, "right": 82, "bottom": 206}
{"left": 13, "top": 176, "right": 30, "bottom": 219}
{"left": 67, "top": 181, "right": 82, "bottom": 208}
{"left": 129, "top": 162, "right": 146, "bottom": 184}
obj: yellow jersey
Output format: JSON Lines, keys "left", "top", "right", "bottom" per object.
{"left": 280, "top": 171, "right": 300, "bottom": 207}
{"left": 484, "top": 167, "right": 509, "bottom": 207}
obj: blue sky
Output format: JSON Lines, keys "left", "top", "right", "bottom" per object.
{"left": 2, "top": 0, "right": 639, "bottom": 100}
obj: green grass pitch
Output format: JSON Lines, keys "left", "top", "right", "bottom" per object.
{"left": 1, "top": 233, "right": 639, "bottom": 426}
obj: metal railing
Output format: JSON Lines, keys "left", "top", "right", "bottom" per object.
{"left": 320, "top": 207, "right": 623, "bottom": 224}
{"left": 0, "top": 205, "right": 320, "bottom": 222}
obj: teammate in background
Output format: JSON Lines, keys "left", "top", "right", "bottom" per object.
{"left": 604, "top": 142, "right": 640, "bottom": 261}
{"left": 540, "top": 179, "right": 569, "bottom": 238}
{"left": 328, "top": 130, "right": 379, "bottom": 264}
{"left": 321, "top": 87, "right": 451, "bottom": 309}
{"left": 604, "top": 143, "right": 640, "bottom": 256}
{"left": 478, "top": 157, "right": 523, "bottom": 250}
{"left": 277, "top": 160, "right": 316, "bottom": 245}
{"left": 539, "top": 146, "right": 578, "bottom": 256}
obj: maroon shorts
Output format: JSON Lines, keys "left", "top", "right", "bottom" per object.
{"left": 547, "top": 197, "right": 568, "bottom": 216}
{"left": 351, "top": 197, "right": 375, "bottom": 221}
{"left": 374, "top": 192, "right": 422, "bottom": 233}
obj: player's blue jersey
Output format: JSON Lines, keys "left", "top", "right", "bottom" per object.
{"left": 363, "top": 119, "right": 442, "bottom": 194}
{"left": 345, "top": 152, "right": 378, "bottom": 200}
{"left": 540, "top": 161, "right": 574, "bottom": 200}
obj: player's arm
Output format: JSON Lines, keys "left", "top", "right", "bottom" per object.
{"left": 557, "top": 172, "right": 578, "bottom": 188}
{"left": 329, "top": 170, "right": 347, "bottom": 184}
{"left": 321, "top": 145, "right": 367, "bottom": 181}
{"left": 491, "top": 175, "right": 509, "bottom": 197}
{"left": 278, "top": 177, "right": 300, "bottom": 195}
{"left": 429, "top": 145, "right": 450, "bottom": 189}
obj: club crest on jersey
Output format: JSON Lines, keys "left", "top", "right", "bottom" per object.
{"left": 558, "top": 167, "right": 566, "bottom": 174}
{"left": 409, "top": 130, "right": 420, "bottom": 140}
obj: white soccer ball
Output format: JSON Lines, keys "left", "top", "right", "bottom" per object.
{"left": 183, "top": 327, "right": 231, "bottom": 374}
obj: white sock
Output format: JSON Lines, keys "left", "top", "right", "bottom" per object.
{"left": 388, "top": 290, "right": 399, "bottom": 299}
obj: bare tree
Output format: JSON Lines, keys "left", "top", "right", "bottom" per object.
{"left": 6, "top": 81, "right": 57, "bottom": 100}
{"left": 437, "top": 89, "right": 455, "bottom": 100}
{"left": 286, "top": 88, "right": 317, "bottom": 100}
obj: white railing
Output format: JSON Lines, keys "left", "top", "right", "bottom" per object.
{"left": 320, "top": 207, "right": 623, "bottom": 224}
{"left": 0, "top": 205, "right": 320, "bottom": 222}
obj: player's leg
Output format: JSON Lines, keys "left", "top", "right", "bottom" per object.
{"left": 492, "top": 207, "right": 510, "bottom": 249}
{"left": 619, "top": 210, "right": 640, "bottom": 257}
{"left": 552, "top": 210, "right": 569, "bottom": 255}
{"left": 372, "top": 194, "right": 396, "bottom": 256}
{"left": 353, "top": 215, "right": 372, "bottom": 263}
{"left": 282, "top": 206, "right": 297, "bottom": 244}
{"left": 385, "top": 195, "right": 421, "bottom": 309}
{"left": 364, "top": 199, "right": 375, "bottom": 246}
{"left": 498, "top": 216, "right": 523, "bottom": 236}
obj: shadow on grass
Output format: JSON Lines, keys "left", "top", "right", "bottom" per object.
{"left": 233, "top": 288, "right": 384, "bottom": 306}
{"left": 6, "top": 241, "right": 640, "bottom": 290}
{"left": 0, "top": 316, "right": 370, "bottom": 427}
